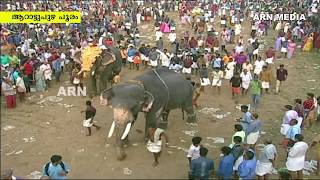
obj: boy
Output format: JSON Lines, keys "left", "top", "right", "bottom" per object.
{"left": 187, "top": 136, "right": 202, "bottom": 165}
{"left": 81, "top": 101, "right": 100, "bottom": 136}
{"left": 230, "top": 72, "right": 241, "bottom": 98}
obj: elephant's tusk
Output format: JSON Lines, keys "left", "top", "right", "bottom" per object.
{"left": 121, "top": 123, "right": 132, "bottom": 140}
{"left": 108, "top": 121, "right": 115, "bottom": 138}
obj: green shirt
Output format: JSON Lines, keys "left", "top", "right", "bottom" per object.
{"left": 1, "top": 55, "right": 10, "bottom": 66}
{"left": 250, "top": 80, "right": 261, "bottom": 95}
{"left": 9, "top": 55, "right": 20, "bottom": 65}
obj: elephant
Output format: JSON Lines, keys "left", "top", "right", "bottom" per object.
{"left": 100, "top": 67, "right": 197, "bottom": 161}
{"left": 75, "top": 46, "right": 122, "bottom": 98}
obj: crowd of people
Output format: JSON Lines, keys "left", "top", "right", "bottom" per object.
{"left": 1, "top": 0, "right": 320, "bottom": 179}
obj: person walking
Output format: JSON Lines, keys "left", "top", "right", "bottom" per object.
{"left": 255, "top": 139, "right": 277, "bottom": 180}
{"left": 81, "top": 100, "right": 101, "bottom": 136}
{"left": 249, "top": 74, "right": 262, "bottom": 109}
{"left": 275, "top": 64, "right": 288, "bottom": 94}
{"left": 146, "top": 127, "right": 169, "bottom": 166}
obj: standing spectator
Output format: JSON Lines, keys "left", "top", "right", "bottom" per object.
{"left": 52, "top": 58, "right": 62, "bottom": 82}
{"left": 133, "top": 52, "right": 141, "bottom": 71}
{"left": 287, "top": 40, "right": 296, "bottom": 59}
{"left": 230, "top": 72, "right": 242, "bottom": 98}
{"left": 231, "top": 136, "right": 244, "bottom": 176}
{"left": 249, "top": 74, "right": 262, "bottom": 109}
{"left": 41, "top": 155, "right": 70, "bottom": 179}
{"left": 284, "top": 119, "right": 301, "bottom": 148}
{"left": 40, "top": 61, "right": 52, "bottom": 89}
{"left": 199, "top": 64, "right": 210, "bottom": 92}
{"left": 238, "top": 150, "right": 257, "bottom": 180}
{"left": 120, "top": 46, "right": 128, "bottom": 67}
{"left": 255, "top": 139, "right": 277, "bottom": 180}
{"left": 1, "top": 77, "right": 16, "bottom": 108}
{"left": 217, "top": 146, "right": 234, "bottom": 180}
{"left": 211, "top": 67, "right": 224, "bottom": 94}
{"left": 236, "top": 105, "right": 252, "bottom": 134}
{"left": 147, "top": 127, "right": 169, "bottom": 166}
{"left": 35, "top": 67, "right": 46, "bottom": 92}
{"left": 240, "top": 69, "right": 252, "bottom": 96}
{"left": 265, "top": 47, "right": 275, "bottom": 64}
{"left": 246, "top": 113, "right": 261, "bottom": 148}
{"left": 187, "top": 136, "right": 202, "bottom": 165}
{"left": 23, "top": 60, "right": 33, "bottom": 82}
{"left": 303, "top": 93, "right": 317, "bottom": 128}
{"left": 286, "top": 134, "right": 308, "bottom": 180}
{"left": 259, "top": 66, "right": 272, "bottom": 94}
{"left": 280, "top": 105, "right": 299, "bottom": 136}
{"left": 15, "top": 73, "right": 26, "bottom": 102}
{"left": 253, "top": 56, "right": 265, "bottom": 75}
{"left": 275, "top": 64, "right": 288, "bottom": 94}
{"left": 311, "top": 134, "right": 320, "bottom": 176}
{"left": 230, "top": 124, "right": 246, "bottom": 147}
{"left": 190, "top": 147, "right": 214, "bottom": 180}
{"left": 149, "top": 47, "right": 160, "bottom": 69}
{"left": 81, "top": 101, "right": 101, "bottom": 136}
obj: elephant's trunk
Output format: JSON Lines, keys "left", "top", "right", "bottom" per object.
{"left": 115, "top": 125, "right": 127, "bottom": 161}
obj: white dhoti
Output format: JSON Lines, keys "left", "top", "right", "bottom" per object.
{"left": 265, "top": 57, "right": 274, "bottom": 64}
{"left": 246, "top": 131, "right": 259, "bottom": 145}
{"left": 221, "top": 20, "right": 226, "bottom": 25}
{"left": 261, "top": 81, "right": 270, "bottom": 89}
{"left": 254, "top": 68, "right": 262, "bottom": 75}
{"left": 253, "top": 49, "right": 259, "bottom": 55}
{"left": 242, "top": 81, "right": 250, "bottom": 89}
{"left": 182, "top": 67, "right": 192, "bottom": 74}
{"left": 147, "top": 140, "right": 162, "bottom": 153}
{"left": 83, "top": 118, "right": 93, "bottom": 127}
{"left": 255, "top": 160, "right": 273, "bottom": 176}
{"left": 200, "top": 78, "right": 210, "bottom": 86}
{"left": 191, "top": 62, "right": 198, "bottom": 69}
{"left": 213, "top": 47, "right": 219, "bottom": 52}
{"left": 280, "top": 124, "right": 290, "bottom": 135}
{"left": 233, "top": 155, "right": 244, "bottom": 171}
{"left": 281, "top": 47, "right": 287, "bottom": 53}
{"left": 141, "top": 54, "right": 149, "bottom": 62}
{"left": 150, "top": 60, "right": 158, "bottom": 67}
{"left": 127, "top": 56, "right": 134, "bottom": 63}
{"left": 212, "top": 79, "right": 222, "bottom": 86}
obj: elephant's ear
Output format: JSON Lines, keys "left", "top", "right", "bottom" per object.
{"left": 142, "top": 91, "right": 154, "bottom": 112}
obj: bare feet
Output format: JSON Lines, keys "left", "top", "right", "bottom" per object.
{"left": 153, "top": 162, "right": 159, "bottom": 167}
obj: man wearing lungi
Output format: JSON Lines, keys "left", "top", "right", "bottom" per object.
{"left": 81, "top": 100, "right": 100, "bottom": 136}
{"left": 147, "top": 127, "right": 169, "bottom": 167}
{"left": 255, "top": 139, "right": 277, "bottom": 180}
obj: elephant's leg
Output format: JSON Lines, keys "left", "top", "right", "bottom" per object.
{"left": 159, "top": 110, "right": 170, "bottom": 130}
{"left": 95, "top": 75, "right": 102, "bottom": 96}
{"left": 144, "top": 108, "right": 162, "bottom": 142}
{"left": 182, "top": 104, "right": 196, "bottom": 123}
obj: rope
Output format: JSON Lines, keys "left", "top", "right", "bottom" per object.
{"left": 152, "top": 69, "right": 170, "bottom": 110}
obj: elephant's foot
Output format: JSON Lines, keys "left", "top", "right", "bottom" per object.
{"left": 186, "top": 112, "right": 197, "bottom": 123}
{"left": 117, "top": 153, "right": 127, "bottom": 161}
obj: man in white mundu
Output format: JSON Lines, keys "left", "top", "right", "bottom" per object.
{"left": 255, "top": 139, "right": 277, "bottom": 178}
{"left": 40, "top": 61, "right": 52, "bottom": 88}
{"left": 280, "top": 105, "right": 298, "bottom": 136}
{"left": 147, "top": 128, "right": 169, "bottom": 166}
{"left": 240, "top": 69, "right": 252, "bottom": 94}
{"left": 253, "top": 57, "right": 265, "bottom": 75}
{"left": 286, "top": 134, "right": 308, "bottom": 180}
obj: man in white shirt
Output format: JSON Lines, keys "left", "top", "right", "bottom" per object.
{"left": 155, "top": 29, "right": 163, "bottom": 41}
{"left": 168, "top": 31, "right": 177, "bottom": 43}
{"left": 286, "top": 134, "right": 308, "bottom": 180}
{"left": 280, "top": 105, "right": 298, "bottom": 136}
{"left": 235, "top": 42, "right": 244, "bottom": 54}
{"left": 240, "top": 69, "right": 252, "bottom": 95}
{"left": 253, "top": 57, "right": 265, "bottom": 75}
{"left": 187, "top": 136, "right": 202, "bottom": 165}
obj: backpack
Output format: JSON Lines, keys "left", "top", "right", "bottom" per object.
{"left": 45, "top": 162, "right": 67, "bottom": 176}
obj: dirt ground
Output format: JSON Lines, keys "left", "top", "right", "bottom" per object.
{"left": 1, "top": 12, "right": 320, "bottom": 179}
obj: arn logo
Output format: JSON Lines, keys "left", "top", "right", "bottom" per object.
{"left": 57, "top": 86, "right": 86, "bottom": 96}
{"left": 253, "top": 13, "right": 307, "bottom": 21}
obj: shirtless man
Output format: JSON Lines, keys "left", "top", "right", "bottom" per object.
{"left": 147, "top": 127, "right": 169, "bottom": 166}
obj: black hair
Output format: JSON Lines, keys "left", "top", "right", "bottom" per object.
{"left": 246, "top": 151, "right": 254, "bottom": 160}
{"left": 221, "top": 146, "right": 231, "bottom": 155}
{"left": 192, "top": 136, "right": 202, "bottom": 145}
{"left": 295, "top": 134, "right": 303, "bottom": 141}
{"left": 235, "top": 124, "right": 243, "bottom": 131}
{"left": 295, "top": 99, "right": 302, "bottom": 104}
{"left": 307, "top": 93, "right": 314, "bottom": 98}
{"left": 233, "top": 136, "right": 242, "bottom": 143}
{"left": 200, "top": 147, "right": 208, "bottom": 157}
{"left": 290, "top": 119, "right": 298, "bottom": 125}
{"left": 284, "top": 105, "right": 292, "bottom": 110}
{"left": 51, "top": 155, "right": 62, "bottom": 163}
{"left": 241, "top": 105, "right": 248, "bottom": 110}
{"left": 86, "top": 100, "right": 91, "bottom": 106}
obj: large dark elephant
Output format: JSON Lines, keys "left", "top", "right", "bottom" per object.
{"left": 100, "top": 68, "right": 197, "bottom": 161}
{"left": 79, "top": 46, "right": 122, "bottom": 98}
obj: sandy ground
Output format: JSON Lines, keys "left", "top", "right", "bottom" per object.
{"left": 1, "top": 12, "right": 320, "bottom": 179}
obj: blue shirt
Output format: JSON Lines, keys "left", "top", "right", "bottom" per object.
{"left": 53, "top": 59, "right": 62, "bottom": 72}
{"left": 42, "top": 162, "right": 70, "bottom": 179}
{"left": 285, "top": 124, "right": 301, "bottom": 140}
{"left": 246, "top": 120, "right": 262, "bottom": 135}
{"left": 217, "top": 154, "right": 235, "bottom": 179}
{"left": 241, "top": 111, "right": 252, "bottom": 133}
{"left": 238, "top": 157, "right": 257, "bottom": 180}
{"left": 212, "top": 58, "right": 222, "bottom": 68}
{"left": 128, "top": 48, "right": 136, "bottom": 57}
{"left": 191, "top": 157, "right": 214, "bottom": 180}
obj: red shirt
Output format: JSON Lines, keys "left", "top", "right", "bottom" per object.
{"left": 303, "top": 99, "right": 314, "bottom": 110}
{"left": 265, "top": 49, "right": 275, "bottom": 58}
{"left": 24, "top": 62, "right": 33, "bottom": 75}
